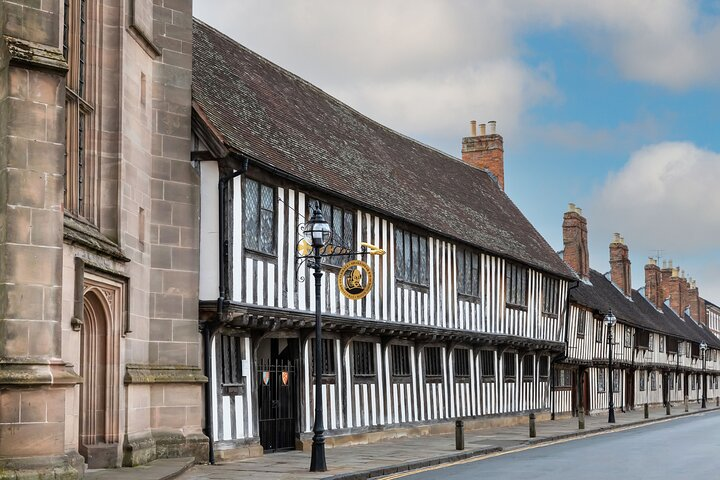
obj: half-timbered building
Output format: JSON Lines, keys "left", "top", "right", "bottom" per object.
{"left": 554, "top": 205, "right": 720, "bottom": 418}
{"left": 191, "top": 19, "right": 576, "bottom": 460}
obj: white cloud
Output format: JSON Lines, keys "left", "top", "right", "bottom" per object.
{"left": 587, "top": 142, "right": 720, "bottom": 300}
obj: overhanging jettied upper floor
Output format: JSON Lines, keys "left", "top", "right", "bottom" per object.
{"left": 191, "top": 18, "right": 575, "bottom": 343}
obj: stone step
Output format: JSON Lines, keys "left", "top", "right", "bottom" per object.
{"left": 85, "top": 457, "right": 195, "bottom": 480}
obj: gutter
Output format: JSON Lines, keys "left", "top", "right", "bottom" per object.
{"left": 201, "top": 153, "right": 249, "bottom": 464}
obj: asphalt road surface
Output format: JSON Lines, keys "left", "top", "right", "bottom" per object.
{"left": 395, "top": 410, "right": 720, "bottom": 479}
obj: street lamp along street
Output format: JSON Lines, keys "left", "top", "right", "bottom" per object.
{"left": 605, "top": 309, "right": 617, "bottom": 423}
{"left": 299, "top": 202, "right": 385, "bottom": 472}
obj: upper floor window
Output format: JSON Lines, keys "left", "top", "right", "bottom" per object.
{"left": 577, "top": 312, "right": 586, "bottom": 338}
{"left": 595, "top": 320, "right": 603, "bottom": 343}
{"left": 648, "top": 333, "right": 654, "bottom": 351}
{"left": 395, "top": 229, "right": 428, "bottom": 286}
{"left": 424, "top": 346, "right": 443, "bottom": 382}
{"left": 309, "top": 199, "right": 354, "bottom": 266}
{"left": 479, "top": 350, "right": 495, "bottom": 382}
{"left": 624, "top": 326, "right": 632, "bottom": 348}
{"left": 244, "top": 178, "right": 275, "bottom": 255}
{"left": 457, "top": 248, "right": 480, "bottom": 298}
{"left": 636, "top": 329, "right": 649, "bottom": 349}
{"left": 64, "top": 0, "right": 97, "bottom": 222}
{"left": 542, "top": 277, "right": 560, "bottom": 316}
{"left": 503, "top": 352, "right": 516, "bottom": 382}
{"left": 659, "top": 335, "right": 665, "bottom": 353}
{"left": 352, "top": 341, "right": 376, "bottom": 379}
{"left": 505, "top": 263, "right": 528, "bottom": 308}
{"left": 667, "top": 337, "right": 678, "bottom": 354}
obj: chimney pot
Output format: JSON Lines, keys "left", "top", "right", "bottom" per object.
{"left": 648, "top": 257, "right": 657, "bottom": 266}
{"left": 470, "top": 120, "right": 477, "bottom": 137}
{"left": 479, "top": 123, "right": 486, "bottom": 136}
{"left": 568, "top": 202, "right": 576, "bottom": 213}
{"left": 668, "top": 259, "right": 673, "bottom": 269}
{"left": 672, "top": 267, "right": 679, "bottom": 278}
{"left": 612, "top": 232, "right": 622, "bottom": 243}
{"left": 488, "top": 121, "right": 497, "bottom": 134}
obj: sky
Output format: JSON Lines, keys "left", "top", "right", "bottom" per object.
{"left": 194, "top": 0, "right": 720, "bottom": 303}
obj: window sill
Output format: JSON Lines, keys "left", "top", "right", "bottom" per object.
{"left": 353, "top": 375, "right": 377, "bottom": 384}
{"left": 542, "top": 312, "right": 559, "bottom": 319}
{"left": 391, "top": 375, "right": 412, "bottom": 384}
{"left": 396, "top": 280, "right": 430, "bottom": 291}
{"left": 454, "top": 376, "right": 470, "bottom": 383}
{"left": 506, "top": 304, "right": 528, "bottom": 312}
{"left": 245, "top": 249, "right": 278, "bottom": 261}
{"left": 504, "top": 378, "right": 516, "bottom": 383}
{"left": 425, "top": 376, "right": 443, "bottom": 384}
{"left": 481, "top": 377, "right": 496, "bottom": 383}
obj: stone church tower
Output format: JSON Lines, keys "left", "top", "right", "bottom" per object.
{"left": 0, "top": 0, "right": 206, "bottom": 477}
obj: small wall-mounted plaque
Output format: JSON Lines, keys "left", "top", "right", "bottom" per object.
{"left": 222, "top": 380, "right": 245, "bottom": 396}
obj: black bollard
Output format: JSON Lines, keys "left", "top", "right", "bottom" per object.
{"left": 684, "top": 395, "right": 689, "bottom": 412}
{"left": 578, "top": 410, "right": 585, "bottom": 430}
{"left": 716, "top": 396, "right": 719, "bottom": 407}
{"left": 644, "top": 403, "right": 649, "bottom": 419}
{"left": 455, "top": 419, "right": 464, "bottom": 450}
{"left": 529, "top": 413, "right": 537, "bottom": 438}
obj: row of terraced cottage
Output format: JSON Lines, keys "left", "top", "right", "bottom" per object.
{"left": 191, "top": 20, "right": 720, "bottom": 460}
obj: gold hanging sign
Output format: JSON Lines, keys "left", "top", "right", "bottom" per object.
{"left": 338, "top": 260, "right": 373, "bottom": 300}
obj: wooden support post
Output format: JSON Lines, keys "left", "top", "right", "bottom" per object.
{"left": 684, "top": 395, "right": 689, "bottom": 412}
{"left": 578, "top": 410, "right": 585, "bottom": 430}
{"left": 529, "top": 413, "right": 537, "bottom": 438}
{"left": 666, "top": 401, "right": 671, "bottom": 416}
{"left": 455, "top": 420, "right": 464, "bottom": 450}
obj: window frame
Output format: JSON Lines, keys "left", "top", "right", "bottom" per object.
{"left": 503, "top": 351, "right": 516, "bottom": 383}
{"left": 395, "top": 228, "right": 429, "bottom": 287}
{"left": 577, "top": 312, "right": 586, "bottom": 339}
{"left": 352, "top": 341, "right": 377, "bottom": 382}
{"left": 595, "top": 320, "right": 604, "bottom": 343}
{"left": 390, "top": 344, "right": 412, "bottom": 382}
{"left": 541, "top": 276, "right": 560, "bottom": 317}
{"left": 453, "top": 348, "right": 470, "bottom": 382}
{"left": 639, "top": 372, "right": 646, "bottom": 391}
{"left": 597, "top": 369, "right": 606, "bottom": 393}
{"left": 243, "top": 177, "right": 276, "bottom": 256}
{"left": 505, "top": 262, "right": 528, "bottom": 309}
{"left": 624, "top": 326, "right": 632, "bottom": 348}
{"left": 479, "top": 349, "right": 496, "bottom": 383}
{"left": 553, "top": 367, "right": 572, "bottom": 389}
{"left": 424, "top": 346, "right": 443, "bottom": 383}
{"left": 539, "top": 355, "right": 549, "bottom": 381}
{"left": 456, "top": 248, "right": 481, "bottom": 299}
{"left": 522, "top": 354, "right": 534, "bottom": 382}
{"left": 64, "top": 0, "right": 98, "bottom": 223}
{"left": 310, "top": 338, "right": 337, "bottom": 383}
{"left": 308, "top": 199, "right": 355, "bottom": 267}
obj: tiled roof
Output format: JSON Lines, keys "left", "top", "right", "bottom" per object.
{"left": 191, "top": 19, "right": 574, "bottom": 279}
{"left": 570, "top": 269, "right": 720, "bottom": 348}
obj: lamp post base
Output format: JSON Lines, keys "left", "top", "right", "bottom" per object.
{"left": 608, "top": 407, "right": 615, "bottom": 423}
{"left": 309, "top": 435, "right": 327, "bottom": 472}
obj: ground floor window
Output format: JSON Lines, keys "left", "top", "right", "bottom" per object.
{"left": 668, "top": 373, "right": 674, "bottom": 390}
{"left": 639, "top": 373, "right": 645, "bottom": 391}
{"left": 424, "top": 346, "right": 443, "bottom": 382}
{"left": 553, "top": 368, "right": 572, "bottom": 388}
{"left": 503, "top": 352, "right": 516, "bottom": 382}
{"left": 650, "top": 371, "right": 657, "bottom": 391}
{"left": 480, "top": 350, "right": 495, "bottom": 382}
{"left": 597, "top": 369, "right": 606, "bottom": 393}
{"left": 522, "top": 354, "right": 534, "bottom": 382}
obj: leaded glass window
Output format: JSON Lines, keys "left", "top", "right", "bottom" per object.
{"left": 309, "top": 199, "right": 354, "bottom": 266}
{"left": 542, "top": 276, "right": 560, "bottom": 315}
{"left": 503, "top": 352, "right": 516, "bottom": 382}
{"left": 624, "top": 326, "right": 632, "bottom": 348}
{"left": 598, "top": 370, "right": 606, "bottom": 393}
{"left": 457, "top": 248, "right": 480, "bottom": 298}
{"left": 244, "top": 179, "right": 275, "bottom": 255}
{"left": 505, "top": 263, "right": 528, "bottom": 308}
{"left": 395, "top": 229, "right": 429, "bottom": 286}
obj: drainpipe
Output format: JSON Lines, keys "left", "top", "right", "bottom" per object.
{"left": 202, "top": 154, "right": 248, "bottom": 464}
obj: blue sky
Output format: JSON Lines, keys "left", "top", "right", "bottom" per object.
{"left": 195, "top": 1, "right": 720, "bottom": 303}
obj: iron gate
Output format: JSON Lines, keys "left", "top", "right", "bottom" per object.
{"left": 257, "top": 359, "right": 296, "bottom": 452}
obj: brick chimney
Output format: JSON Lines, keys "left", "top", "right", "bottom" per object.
{"left": 663, "top": 266, "right": 684, "bottom": 316}
{"left": 609, "top": 233, "right": 632, "bottom": 296}
{"left": 687, "top": 278, "right": 701, "bottom": 322}
{"left": 462, "top": 120, "right": 505, "bottom": 190}
{"left": 562, "top": 203, "right": 589, "bottom": 280}
{"left": 644, "top": 257, "right": 662, "bottom": 309}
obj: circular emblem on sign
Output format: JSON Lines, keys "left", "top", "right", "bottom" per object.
{"left": 338, "top": 260, "right": 373, "bottom": 300}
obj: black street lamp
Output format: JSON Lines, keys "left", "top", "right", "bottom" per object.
{"left": 605, "top": 309, "right": 617, "bottom": 423}
{"left": 700, "top": 341, "right": 708, "bottom": 409}
{"left": 304, "top": 205, "right": 331, "bottom": 472}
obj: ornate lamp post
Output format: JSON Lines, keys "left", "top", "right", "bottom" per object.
{"left": 304, "top": 205, "right": 331, "bottom": 472}
{"left": 700, "top": 341, "right": 708, "bottom": 409}
{"left": 605, "top": 309, "right": 617, "bottom": 423}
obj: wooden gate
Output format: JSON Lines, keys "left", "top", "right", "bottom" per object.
{"left": 257, "top": 360, "right": 296, "bottom": 452}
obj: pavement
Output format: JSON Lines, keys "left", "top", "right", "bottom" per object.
{"left": 87, "top": 402, "right": 719, "bottom": 480}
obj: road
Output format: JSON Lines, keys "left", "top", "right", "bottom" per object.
{"left": 390, "top": 410, "right": 720, "bottom": 479}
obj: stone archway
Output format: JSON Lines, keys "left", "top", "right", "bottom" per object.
{"left": 79, "top": 283, "right": 122, "bottom": 468}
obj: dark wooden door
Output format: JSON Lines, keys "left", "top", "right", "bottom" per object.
{"left": 625, "top": 369, "right": 634, "bottom": 410}
{"left": 257, "top": 360, "right": 296, "bottom": 452}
